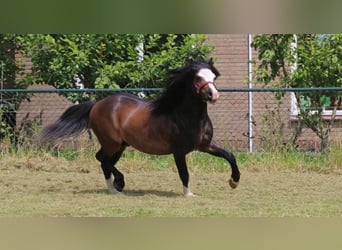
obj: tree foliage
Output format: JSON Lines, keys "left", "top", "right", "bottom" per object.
{"left": 252, "top": 34, "right": 342, "bottom": 153}
{"left": 1, "top": 34, "right": 212, "bottom": 140}
{"left": 251, "top": 34, "right": 295, "bottom": 87}
{"left": 15, "top": 34, "right": 212, "bottom": 90}
{"left": 0, "top": 34, "right": 23, "bottom": 88}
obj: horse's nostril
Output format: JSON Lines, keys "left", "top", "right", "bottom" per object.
{"left": 207, "top": 92, "right": 213, "bottom": 100}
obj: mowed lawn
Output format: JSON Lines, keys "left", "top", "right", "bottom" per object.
{"left": 0, "top": 152, "right": 342, "bottom": 217}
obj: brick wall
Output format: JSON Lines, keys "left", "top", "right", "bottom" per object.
{"left": 16, "top": 84, "right": 73, "bottom": 130}
{"left": 15, "top": 52, "right": 32, "bottom": 83}
{"left": 206, "top": 34, "right": 248, "bottom": 88}
{"left": 206, "top": 34, "right": 250, "bottom": 150}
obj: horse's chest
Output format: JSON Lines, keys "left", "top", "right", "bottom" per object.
{"left": 196, "top": 120, "right": 213, "bottom": 146}
{"left": 170, "top": 118, "right": 213, "bottom": 150}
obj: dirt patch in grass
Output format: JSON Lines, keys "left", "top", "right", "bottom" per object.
{"left": 1, "top": 157, "right": 341, "bottom": 217}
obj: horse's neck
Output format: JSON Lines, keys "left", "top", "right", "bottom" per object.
{"left": 176, "top": 95, "right": 208, "bottom": 119}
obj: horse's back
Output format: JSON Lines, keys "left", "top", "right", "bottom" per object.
{"left": 90, "top": 92, "right": 149, "bottom": 126}
{"left": 97, "top": 93, "right": 146, "bottom": 107}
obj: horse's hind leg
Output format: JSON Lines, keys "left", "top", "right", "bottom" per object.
{"left": 96, "top": 146, "right": 126, "bottom": 193}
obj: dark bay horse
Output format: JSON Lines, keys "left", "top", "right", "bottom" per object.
{"left": 41, "top": 59, "right": 240, "bottom": 196}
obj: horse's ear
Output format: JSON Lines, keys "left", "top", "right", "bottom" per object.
{"left": 208, "top": 58, "right": 214, "bottom": 65}
{"left": 185, "top": 57, "right": 194, "bottom": 65}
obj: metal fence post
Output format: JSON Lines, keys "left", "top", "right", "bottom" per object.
{"left": 248, "top": 34, "right": 253, "bottom": 153}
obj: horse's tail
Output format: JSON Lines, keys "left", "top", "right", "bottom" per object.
{"left": 40, "top": 101, "right": 95, "bottom": 144}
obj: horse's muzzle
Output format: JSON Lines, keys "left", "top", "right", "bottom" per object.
{"left": 207, "top": 83, "right": 219, "bottom": 103}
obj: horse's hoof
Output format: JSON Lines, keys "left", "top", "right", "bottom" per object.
{"left": 183, "top": 186, "right": 197, "bottom": 197}
{"left": 114, "top": 190, "right": 124, "bottom": 195}
{"left": 184, "top": 192, "right": 197, "bottom": 197}
{"left": 229, "top": 178, "right": 239, "bottom": 189}
{"left": 114, "top": 180, "right": 125, "bottom": 192}
{"left": 107, "top": 187, "right": 123, "bottom": 194}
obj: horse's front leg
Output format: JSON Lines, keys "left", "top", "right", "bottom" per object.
{"left": 173, "top": 153, "right": 195, "bottom": 197}
{"left": 200, "top": 142, "right": 240, "bottom": 188}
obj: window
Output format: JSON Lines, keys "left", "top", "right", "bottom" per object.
{"left": 291, "top": 92, "right": 342, "bottom": 117}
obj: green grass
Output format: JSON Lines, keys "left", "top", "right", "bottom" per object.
{"left": 0, "top": 143, "right": 341, "bottom": 217}
{"left": 3, "top": 135, "right": 342, "bottom": 173}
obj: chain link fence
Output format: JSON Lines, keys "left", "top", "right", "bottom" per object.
{"left": 1, "top": 85, "right": 342, "bottom": 153}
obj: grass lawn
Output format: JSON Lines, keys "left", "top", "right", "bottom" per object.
{"left": 1, "top": 150, "right": 341, "bottom": 217}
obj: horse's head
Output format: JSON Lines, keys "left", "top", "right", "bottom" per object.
{"left": 153, "top": 59, "right": 221, "bottom": 115}
{"left": 194, "top": 68, "right": 219, "bottom": 104}
{"left": 191, "top": 59, "right": 220, "bottom": 104}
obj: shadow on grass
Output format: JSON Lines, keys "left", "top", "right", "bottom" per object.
{"left": 125, "top": 189, "right": 179, "bottom": 197}
{"left": 76, "top": 188, "right": 180, "bottom": 197}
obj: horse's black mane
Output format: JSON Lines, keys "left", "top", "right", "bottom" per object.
{"left": 151, "top": 59, "right": 220, "bottom": 115}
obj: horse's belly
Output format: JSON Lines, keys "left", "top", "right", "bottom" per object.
{"left": 120, "top": 112, "right": 175, "bottom": 155}
{"left": 125, "top": 136, "right": 172, "bottom": 155}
